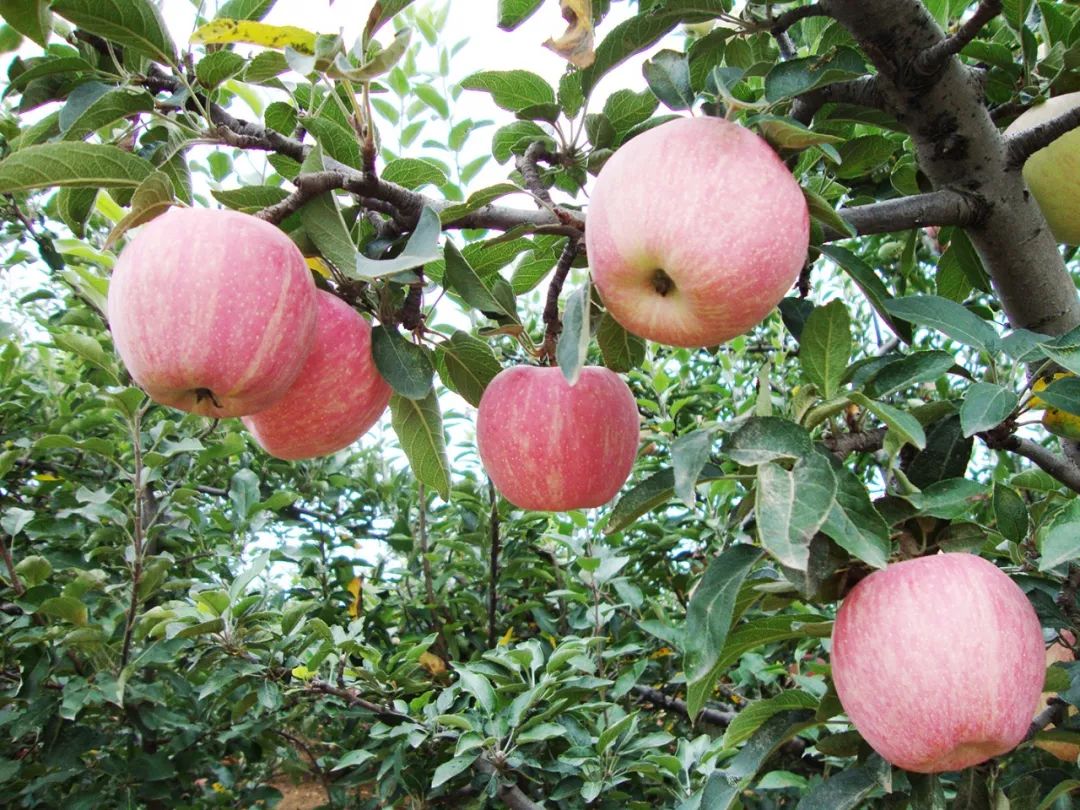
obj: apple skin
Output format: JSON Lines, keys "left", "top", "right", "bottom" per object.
{"left": 1034, "top": 631, "right": 1079, "bottom": 763}
{"left": 832, "top": 553, "right": 1044, "bottom": 773}
{"left": 1004, "top": 92, "right": 1080, "bottom": 245}
{"left": 585, "top": 116, "right": 809, "bottom": 348}
{"left": 108, "top": 207, "right": 317, "bottom": 418}
{"left": 242, "top": 290, "right": 392, "bottom": 460}
{"left": 476, "top": 365, "right": 639, "bottom": 511}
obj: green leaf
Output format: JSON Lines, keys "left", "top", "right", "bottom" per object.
{"left": 14, "top": 555, "right": 50, "bottom": 587}
{"left": 642, "top": 50, "right": 694, "bottom": 111}
{"left": 605, "top": 463, "right": 727, "bottom": 534}
{"left": 0, "top": 0, "right": 50, "bottom": 46}
{"left": 461, "top": 69, "right": 555, "bottom": 112}
{"left": 331, "top": 749, "right": 375, "bottom": 772}
{"left": 834, "top": 135, "right": 898, "bottom": 180}
{"left": 516, "top": 722, "right": 565, "bottom": 742}
{"left": 1037, "top": 781, "right": 1080, "bottom": 810}
{"left": 39, "top": 595, "right": 88, "bottom": 625}
{"left": 437, "top": 330, "right": 501, "bottom": 408}
{"left": 105, "top": 170, "right": 175, "bottom": 248}
{"left": 821, "top": 245, "right": 912, "bottom": 343}
{"left": 993, "top": 483, "right": 1028, "bottom": 543}
{"left": 229, "top": 551, "right": 270, "bottom": 601}
{"left": 217, "top": 0, "right": 277, "bottom": 21}
{"left": 363, "top": 0, "right": 416, "bottom": 46}
{"left": 0, "top": 142, "right": 154, "bottom": 191}
{"left": 795, "top": 755, "right": 890, "bottom": 809}
{"left": 196, "top": 50, "right": 246, "bottom": 88}
{"left": 904, "top": 478, "right": 986, "bottom": 519}
{"left": 804, "top": 186, "right": 856, "bottom": 239}
{"left": 723, "top": 691, "right": 819, "bottom": 748}
{"left": 56, "top": 186, "right": 97, "bottom": 238}
{"left": 756, "top": 452, "right": 837, "bottom": 571}
{"left": 354, "top": 206, "right": 442, "bottom": 280}
{"left": 685, "top": 544, "right": 762, "bottom": 685}
{"left": 1033, "top": 375, "right": 1080, "bottom": 417}
{"left": 439, "top": 182, "right": 522, "bottom": 224}
{"left": 556, "top": 282, "right": 590, "bottom": 385}
{"left": 753, "top": 116, "right": 845, "bottom": 150}
{"left": 799, "top": 300, "right": 851, "bottom": 399}
{"left": 300, "top": 192, "right": 358, "bottom": 276}
{"left": 602, "top": 89, "right": 658, "bottom": 141}
{"left": 51, "top": 0, "right": 177, "bottom": 64}
{"left": 884, "top": 295, "right": 1000, "bottom": 353}
{"left": 301, "top": 114, "right": 361, "bottom": 169}
{"left": 863, "top": 351, "right": 955, "bottom": 398}
{"left": 724, "top": 417, "right": 814, "bottom": 466}
{"left": 456, "top": 667, "right": 496, "bottom": 714}
{"left": 764, "top": 46, "right": 866, "bottom": 103}
{"left": 491, "top": 121, "right": 553, "bottom": 164}
{"left": 958, "top": 382, "right": 1018, "bottom": 437}
{"left": 848, "top": 392, "right": 927, "bottom": 450}
{"left": 371, "top": 326, "right": 434, "bottom": 400}
{"left": 431, "top": 753, "right": 479, "bottom": 788}
{"left": 382, "top": 158, "right": 448, "bottom": 190}
{"left": 819, "top": 454, "right": 890, "bottom": 569}
{"left": 1038, "top": 498, "right": 1080, "bottom": 570}
{"left": 390, "top": 392, "right": 451, "bottom": 500}
{"left": 673, "top": 429, "right": 713, "bottom": 507}
{"left": 597, "top": 311, "right": 646, "bottom": 373}
{"left": 443, "top": 242, "right": 519, "bottom": 323}
{"left": 264, "top": 101, "right": 297, "bottom": 135}
{"left": 212, "top": 185, "right": 289, "bottom": 213}
{"left": 497, "top": 0, "right": 544, "bottom": 30}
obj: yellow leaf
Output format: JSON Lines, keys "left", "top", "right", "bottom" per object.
{"left": 649, "top": 646, "right": 674, "bottom": 659}
{"left": 1030, "top": 372, "right": 1073, "bottom": 410}
{"left": 306, "top": 256, "right": 332, "bottom": 279}
{"left": 544, "top": 0, "right": 595, "bottom": 69}
{"left": 498, "top": 626, "right": 514, "bottom": 646}
{"left": 1043, "top": 407, "right": 1080, "bottom": 440}
{"left": 34, "top": 472, "right": 61, "bottom": 481}
{"left": 291, "top": 664, "right": 313, "bottom": 680}
{"left": 191, "top": 19, "right": 317, "bottom": 54}
{"left": 419, "top": 651, "right": 446, "bottom": 676}
{"left": 347, "top": 576, "right": 362, "bottom": 618}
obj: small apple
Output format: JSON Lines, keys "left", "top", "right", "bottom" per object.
{"left": 243, "top": 291, "right": 392, "bottom": 460}
{"left": 585, "top": 116, "right": 809, "bottom": 348}
{"left": 108, "top": 207, "right": 317, "bottom": 418}
{"left": 1004, "top": 92, "right": 1080, "bottom": 245}
{"left": 831, "top": 553, "right": 1044, "bottom": 773}
{"left": 476, "top": 365, "right": 639, "bottom": 511}
{"left": 1034, "top": 630, "right": 1079, "bottom": 763}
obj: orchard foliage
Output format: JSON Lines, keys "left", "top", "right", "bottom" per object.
{"left": 0, "top": 0, "right": 1078, "bottom": 808}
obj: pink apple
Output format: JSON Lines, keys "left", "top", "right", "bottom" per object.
{"left": 108, "top": 207, "right": 317, "bottom": 418}
{"left": 476, "top": 365, "right": 639, "bottom": 511}
{"left": 585, "top": 116, "right": 809, "bottom": 348}
{"left": 243, "top": 291, "right": 392, "bottom": 460}
{"left": 832, "top": 553, "right": 1045, "bottom": 773}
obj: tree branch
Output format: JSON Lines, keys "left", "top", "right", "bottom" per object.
{"left": 488, "top": 480, "right": 500, "bottom": 650}
{"left": 1027, "top": 698, "right": 1069, "bottom": 741}
{"left": 768, "top": 2, "right": 833, "bottom": 36}
{"left": 120, "top": 407, "right": 146, "bottom": 669}
{"left": 541, "top": 239, "right": 580, "bottom": 361}
{"left": 515, "top": 141, "right": 556, "bottom": 207}
{"left": 790, "top": 75, "right": 885, "bottom": 125}
{"left": 982, "top": 434, "right": 1080, "bottom": 494}
{"left": 631, "top": 684, "right": 736, "bottom": 727}
{"left": 821, "top": 428, "right": 888, "bottom": 459}
{"left": 0, "top": 533, "right": 24, "bottom": 597}
{"left": 830, "top": 187, "right": 984, "bottom": 240}
{"left": 474, "top": 758, "right": 543, "bottom": 810}
{"left": 1005, "top": 103, "right": 1080, "bottom": 168}
{"left": 911, "top": 0, "right": 1003, "bottom": 77}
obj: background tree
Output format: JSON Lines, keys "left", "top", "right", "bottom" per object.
{"left": 0, "top": 0, "right": 1079, "bottom": 808}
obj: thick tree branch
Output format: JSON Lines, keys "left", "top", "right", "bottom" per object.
{"left": 768, "top": 2, "right": 833, "bottom": 36}
{"left": 474, "top": 758, "right": 543, "bottom": 810}
{"left": 982, "top": 434, "right": 1080, "bottom": 494}
{"left": 1027, "top": 698, "right": 1069, "bottom": 741}
{"left": 827, "top": 0, "right": 1080, "bottom": 336}
{"left": 1005, "top": 104, "right": 1080, "bottom": 168}
{"left": 830, "top": 188, "right": 983, "bottom": 240}
{"left": 911, "top": 0, "right": 1003, "bottom": 77}
{"left": 822, "top": 428, "right": 888, "bottom": 459}
{"left": 631, "top": 684, "right": 736, "bottom": 727}
{"left": 790, "top": 76, "right": 885, "bottom": 125}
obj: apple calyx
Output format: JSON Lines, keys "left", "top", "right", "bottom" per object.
{"left": 651, "top": 269, "right": 675, "bottom": 296}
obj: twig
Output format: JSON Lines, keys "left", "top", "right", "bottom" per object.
{"left": 417, "top": 483, "right": 436, "bottom": 607}
{"left": 254, "top": 171, "right": 355, "bottom": 224}
{"left": 821, "top": 428, "right": 887, "bottom": 459}
{"left": 120, "top": 407, "right": 146, "bottom": 668}
{"left": 540, "top": 239, "right": 580, "bottom": 362}
{"left": 790, "top": 76, "right": 884, "bottom": 125}
{"left": 474, "top": 757, "right": 543, "bottom": 810}
{"left": 631, "top": 684, "right": 736, "bottom": 727}
{"left": 831, "top": 188, "right": 985, "bottom": 240}
{"left": 306, "top": 679, "right": 408, "bottom": 720}
{"left": 515, "top": 141, "right": 556, "bottom": 207}
{"left": 0, "top": 533, "right": 25, "bottom": 597}
{"left": 274, "top": 729, "right": 334, "bottom": 809}
{"left": 1027, "top": 698, "right": 1069, "bottom": 741}
{"left": 769, "top": 2, "right": 833, "bottom": 36}
{"left": 911, "top": 0, "right": 1003, "bottom": 77}
{"left": 1005, "top": 103, "right": 1080, "bottom": 168}
{"left": 488, "top": 480, "right": 500, "bottom": 650}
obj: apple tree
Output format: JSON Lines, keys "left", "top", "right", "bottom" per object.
{"left": 0, "top": 0, "right": 1079, "bottom": 807}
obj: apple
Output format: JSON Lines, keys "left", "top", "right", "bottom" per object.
{"left": 585, "top": 116, "right": 809, "bottom": 348}
{"left": 242, "top": 290, "right": 392, "bottom": 460}
{"left": 1034, "top": 630, "right": 1079, "bottom": 763}
{"left": 476, "top": 365, "right": 639, "bottom": 511}
{"left": 1004, "top": 92, "right": 1080, "bottom": 245}
{"left": 831, "top": 553, "right": 1045, "bottom": 773}
{"left": 108, "top": 207, "right": 317, "bottom": 418}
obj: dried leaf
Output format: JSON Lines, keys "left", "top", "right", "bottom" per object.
{"left": 544, "top": 0, "right": 594, "bottom": 69}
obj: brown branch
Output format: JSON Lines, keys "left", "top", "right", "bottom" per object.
{"left": 631, "top": 684, "right": 737, "bottom": 727}
{"left": 1060, "top": 565, "right": 1080, "bottom": 626}
{"left": 0, "top": 533, "right": 24, "bottom": 597}
{"left": 911, "top": 0, "right": 1003, "bottom": 77}
{"left": 982, "top": 434, "right": 1080, "bottom": 494}
{"left": 790, "top": 76, "right": 884, "bottom": 125}
{"left": 540, "top": 239, "right": 581, "bottom": 362}
{"left": 274, "top": 729, "right": 334, "bottom": 808}
{"left": 1027, "top": 698, "right": 1069, "bottom": 741}
{"left": 306, "top": 679, "right": 408, "bottom": 720}
{"left": 416, "top": 483, "right": 436, "bottom": 607}
{"left": 1005, "top": 103, "right": 1080, "bottom": 168}
{"left": 120, "top": 407, "right": 146, "bottom": 668}
{"left": 515, "top": 141, "right": 556, "bottom": 207}
{"left": 474, "top": 757, "right": 543, "bottom": 810}
{"left": 254, "top": 171, "right": 354, "bottom": 225}
{"left": 488, "top": 480, "right": 500, "bottom": 650}
{"left": 828, "top": 188, "right": 984, "bottom": 241}
{"left": 821, "top": 428, "right": 888, "bottom": 459}
{"left": 769, "top": 2, "right": 833, "bottom": 36}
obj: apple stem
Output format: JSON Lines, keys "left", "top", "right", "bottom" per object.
{"left": 540, "top": 239, "right": 581, "bottom": 363}
{"left": 194, "top": 388, "right": 223, "bottom": 410}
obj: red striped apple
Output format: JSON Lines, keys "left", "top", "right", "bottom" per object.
{"left": 585, "top": 116, "right": 809, "bottom": 348}
{"left": 476, "top": 365, "right": 639, "bottom": 511}
{"left": 1004, "top": 92, "right": 1080, "bottom": 245}
{"left": 108, "top": 207, "right": 317, "bottom": 418}
{"left": 832, "top": 553, "right": 1045, "bottom": 773}
{"left": 243, "top": 291, "right": 392, "bottom": 460}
